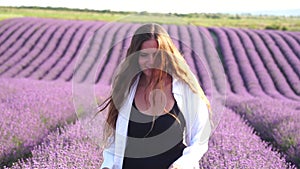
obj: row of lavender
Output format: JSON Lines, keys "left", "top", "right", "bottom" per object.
{"left": 0, "top": 78, "right": 75, "bottom": 167}
{"left": 209, "top": 27, "right": 300, "bottom": 101}
{"left": 0, "top": 78, "right": 296, "bottom": 168}
{"left": 0, "top": 17, "right": 299, "bottom": 101}
{"left": 226, "top": 97, "right": 300, "bottom": 167}
{"left": 0, "top": 77, "right": 110, "bottom": 167}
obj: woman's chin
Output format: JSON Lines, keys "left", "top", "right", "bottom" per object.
{"left": 142, "top": 69, "right": 152, "bottom": 77}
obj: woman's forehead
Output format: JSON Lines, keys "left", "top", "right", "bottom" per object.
{"left": 141, "top": 39, "right": 158, "bottom": 50}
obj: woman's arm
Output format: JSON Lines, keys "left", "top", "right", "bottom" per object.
{"left": 168, "top": 163, "right": 184, "bottom": 169}
{"left": 171, "top": 91, "right": 211, "bottom": 169}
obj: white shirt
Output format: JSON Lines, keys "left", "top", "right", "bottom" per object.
{"left": 100, "top": 73, "right": 211, "bottom": 169}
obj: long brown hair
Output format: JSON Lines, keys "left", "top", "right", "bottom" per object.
{"left": 96, "top": 23, "right": 212, "bottom": 148}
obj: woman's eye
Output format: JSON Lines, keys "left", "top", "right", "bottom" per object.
{"left": 140, "top": 53, "right": 148, "bottom": 57}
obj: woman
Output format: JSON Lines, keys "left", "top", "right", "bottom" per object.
{"left": 98, "top": 23, "right": 212, "bottom": 169}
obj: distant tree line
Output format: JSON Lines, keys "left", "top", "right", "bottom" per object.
{"left": 7, "top": 6, "right": 300, "bottom": 20}
{"left": 1, "top": 6, "right": 299, "bottom": 31}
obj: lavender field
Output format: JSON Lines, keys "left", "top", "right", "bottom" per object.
{"left": 0, "top": 17, "right": 299, "bottom": 168}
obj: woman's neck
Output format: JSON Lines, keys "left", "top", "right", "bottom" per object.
{"left": 140, "top": 73, "right": 152, "bottom": 86}
{"left": 139, "top": 72, "right": 172, "bottom": 88}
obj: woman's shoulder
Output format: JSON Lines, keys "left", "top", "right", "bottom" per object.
{"left": 172, "top": 76, "right": 192, "bottom": 93}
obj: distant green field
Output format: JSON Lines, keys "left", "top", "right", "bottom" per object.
{"left": 1, "top": 6, "right": 300, "bottom": 31}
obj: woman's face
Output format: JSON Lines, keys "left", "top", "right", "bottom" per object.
{"left": 138, "top": 39, "right": 158, "bottom": 77}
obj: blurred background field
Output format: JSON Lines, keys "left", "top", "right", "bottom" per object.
{"left": 1, "top": 6, "right": 300, "bottom": 31}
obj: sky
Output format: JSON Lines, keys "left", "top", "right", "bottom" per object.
{"left": 0, "top": 0, "right": 300, "bottom": 16}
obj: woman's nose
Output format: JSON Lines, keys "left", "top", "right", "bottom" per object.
{"left": 147, "top": 55, "right": 155, "bottom": 65}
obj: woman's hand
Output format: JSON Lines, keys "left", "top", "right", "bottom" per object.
{"left": 168, "top": 163, "right": 182, "bottom": 169}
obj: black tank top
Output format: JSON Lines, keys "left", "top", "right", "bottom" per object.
{"left": 122, "top": 100, "right": 186, "bottom": 169}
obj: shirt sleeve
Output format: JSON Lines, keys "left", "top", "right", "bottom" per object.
{"left": 100, "top": 136, "right": 115, "bottom": 169}
{"left": 172, "top": 90, "right": 212, "bottom": 169}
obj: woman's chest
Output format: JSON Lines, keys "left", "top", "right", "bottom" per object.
{"left": 134, "top": 85, "right": 175, "bottom": 116}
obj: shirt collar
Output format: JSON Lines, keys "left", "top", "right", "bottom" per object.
{"left": 171, "top": 75, "right": 183, "bottom": 95}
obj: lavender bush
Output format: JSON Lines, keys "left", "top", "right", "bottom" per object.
{"left": 0, "top": 77, "right": 75, "bottom": 167}
{"left": 5, "top": 106, "right": 295, "bottom": 169}
{"left": 200, "top": 107, "right": 295, "bottom": 169}
{"left": 226, "top": 98, "right": 300, "bottom": 167}
{"left": 6, "top": 122, "right": 103, "bottom": 169}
